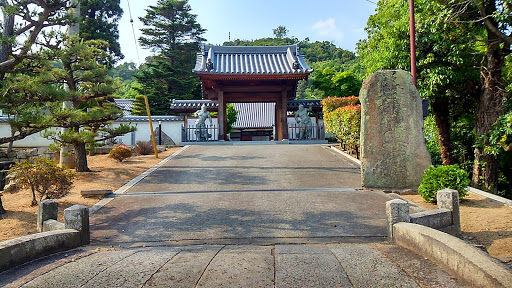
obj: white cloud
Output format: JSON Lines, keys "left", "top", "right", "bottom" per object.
{"left": 312, "top": 18, "right": 344, "bottom": 42}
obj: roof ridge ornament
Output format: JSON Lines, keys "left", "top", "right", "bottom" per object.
{"left": 206, "top": 47, "right": 214, "bottom": 71}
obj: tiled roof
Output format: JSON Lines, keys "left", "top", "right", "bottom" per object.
{"left": 170, "top": 99, "right": 322, "bottom": 111}
{"left": 233, "top": 103, "right": 275, "bottom": 129}
{"left": 116, "top": 116, "right": 184, "bottom": 122}
{"left": 170, "top": 99, "right": 219, "bottom": 110}
{"left": 114, "top": 99, "right": 134, "bottom": 117}
{"left": 287, "top": 99, "right": 322, "bottom": 108}
{"left": 193, "top": 44, "right": 313, "bottom": 76}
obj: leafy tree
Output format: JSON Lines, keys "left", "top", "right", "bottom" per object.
{"left": 135, "top": 0, "right": 205, "bottom": 115}
{"left": 313, "top": 68, "right": 361, "bottom": 97}
{"left": 448, "top": 0, "right": 512, "bottom": 191}
{"left": 109, "top": 62, "right": 139, "bottom": 80}
{"left": 79, "top": 0, "right": 124, "bottom": 64}
{"left": 7, "top": 158, "right": 74, "bottom": 206}
{"left": 357, "top": 0, "right": 479, "bottom": 168}
{"left": 226, "top": 104, "right": 238, "bottom": 134}
{"left": 273, "top": 26, "right": 288, "bottom": 39}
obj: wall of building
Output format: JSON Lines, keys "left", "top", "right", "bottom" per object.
{"left": 113, "top": 120, "right": 184, "bottom": 146}
{"left": 0, "top": 119, "right": 185, "bottom": 149}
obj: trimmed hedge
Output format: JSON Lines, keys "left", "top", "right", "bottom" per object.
{"left": 322, "top": 96, "right": 361, "bottom": 155}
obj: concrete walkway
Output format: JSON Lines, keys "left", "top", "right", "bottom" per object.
{"left": 0, "top": 145, "right": 467, "bottom": 287}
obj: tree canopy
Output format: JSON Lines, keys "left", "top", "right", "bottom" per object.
{"left": 135, "top": 0, "right": 205, "bottom": 115}
{"left": 79, "top": 0, "right": 124, "bottom": 64}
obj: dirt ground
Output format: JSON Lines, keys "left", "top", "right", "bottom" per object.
{"left": 1, "top": 146, "right": 511, "bottom": 263}
{"left": 401, "top": 193, "right": 512, "bottom": 261}
{"left": 0, "top": 147, "right": 180, "bottom": 243}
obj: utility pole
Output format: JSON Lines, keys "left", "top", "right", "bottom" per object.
{"left": 60, "top": 0, "right": 79, "bottom": 168}
{"left": 409, "top": 0, "right": 417, "bottom": 87}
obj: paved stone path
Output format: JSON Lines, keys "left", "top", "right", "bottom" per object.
{"left": 90, "top": 145, "right": 386, "bottom": 244}
{"left": 2, "top": 243, "right": 464, "bottom": 287}
{"left": 0, "top": 145, "right": 467, "bottom": 287}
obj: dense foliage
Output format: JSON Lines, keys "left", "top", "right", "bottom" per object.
{"left": 226, "top": 104, "right": 238, "bottom": 135}
{"left": 322, "top": 96, "right": 361, "bottom": 156}
{"left": 79, "top": 0, "right": 124, "bottom": 64}
{"left": 7, "top": 158, "right": 74, "bottom": 206}
{"left": 39, "top": 37, "right": 135, "bottom": 172}
{"left": 418, "top": 165, "right": 470, "bottom": 203}
{"left": 356, "top": 0, "right": 512, "bottom": 197}
{"left": 135, "top": 0, "right": 205, "bottom": 115}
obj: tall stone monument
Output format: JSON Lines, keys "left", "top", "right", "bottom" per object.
{"left": 360, "top": 70, "right": 431, "bottom": 189}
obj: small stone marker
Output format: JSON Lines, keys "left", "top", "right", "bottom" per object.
{"left": 360, "top": 70, "right": 431, "bottom": 189}
{"left": 64, "top": 205, "right": 90, "bottom": 245}
{"left": 437, "top": 189, "right": 461, "bottom": 234}
{"left": 37, "top": 199, "right": 58, "bottom": 232}
{"left": 386, "top": 199, "right": 410, "bottom": 240}
{"left": 80, "top": 189, "right": 112, "bottom": 198}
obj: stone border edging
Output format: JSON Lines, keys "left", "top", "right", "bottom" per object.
{"left": 89, "top": 145, "right": 190, "bottom": 214}
{"left": 329, "top": 145, "right": 361, "bottom": 165}
{"left": 393, "top": 222, "right": 512, "bottom": 288}
{"left": 0, "top": 229, "right": 81, "bottom": 272}
{"left": 466, "top": 186, "right": 512, "bottom": 207}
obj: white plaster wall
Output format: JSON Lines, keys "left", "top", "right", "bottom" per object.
{"left": 113, "top": 121, "right": 184, "bottom": 146}
{"left": 0, "top": 120, "right": 185, "bottom": 148}
{"left": 0, "top": 124, "right": 56, "bottom": 148}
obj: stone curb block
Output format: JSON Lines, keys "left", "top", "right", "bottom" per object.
{"left": 393, "top": 222, "right": 512, "bottom": 288}
{"left": 0, "top": 229, "right": 81, "bottom": 273}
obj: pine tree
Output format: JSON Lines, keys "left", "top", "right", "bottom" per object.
{"left": 40, "top": 37, "right": 135, "bottom": 172}
{"left": 132, "top": 94, "right": 147, "bottom": 116}
{"left": 80, "top": 0, "right": 124, "bottom": 64}
{"left": 135, "top": 0, "right": 205, "bottom": 115}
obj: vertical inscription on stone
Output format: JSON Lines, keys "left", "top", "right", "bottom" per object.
{"left": 360, "top": 70, "right": 431, "bottom": 189}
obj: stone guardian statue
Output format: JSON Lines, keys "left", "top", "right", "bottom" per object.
{"left": 295, "top": 104, "right": 313, "bottom": 140}
{"left": 195, "top": 105, "right": 213, "bottom": 141}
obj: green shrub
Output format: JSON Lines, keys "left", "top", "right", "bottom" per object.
{"left": 418, "top": 165, "right": 470, "bottom": 202}
{"left": 7, "top": 158, "right": 74, "bottom": 206}
{"left": 321, "top": 96, "right": 359, "bottom": 114}
{"left": 108, "top": 145, "right": 132, "bottom": 162}
{"left": 323, "top": 104, "right": 361, "bottom": 154}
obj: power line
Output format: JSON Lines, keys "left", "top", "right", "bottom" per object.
{"left": 126, "top": 0, "right": 141, "bottom": 66}
{"left": 363, "top": 0, "right": 377, "bottom": 4}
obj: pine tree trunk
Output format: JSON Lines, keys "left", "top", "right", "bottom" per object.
{"left": 472, "top": 42, "right": 505, "bottom": 192}
{"left": 432, "top": 101, "right": 454, "bottom": 165}
{"left": 0, "top": 196, "right": 6, "bottom": 214}
{"left": 74, "top": 142, "right": 90, "bottom": 172}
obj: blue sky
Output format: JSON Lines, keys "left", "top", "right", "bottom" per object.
{"left": 118, "top": 0, "right": 378, "bottom": 65}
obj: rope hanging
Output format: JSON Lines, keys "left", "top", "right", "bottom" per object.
{"left": 126, "top": 0, "right": 141, "bottom": 65}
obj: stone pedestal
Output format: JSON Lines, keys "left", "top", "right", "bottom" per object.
{"left": 64, "top": 205, "right": 90, "bottom": 244}
{"left": 360, "top": 70, "right": 431, "bottom": 189}
{"left": 437, "top": 189, "right": 461, "bottom": 234}
{"left": 386, "top": 199, "right": 410, "bottom": 240}
{"left": 37, "top": 200, "right": 58, "bottom": 232}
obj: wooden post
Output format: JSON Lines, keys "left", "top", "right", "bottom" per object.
{"left": 218, "top": 89, "right": 225, "bottom": 140}
{"left": 281, "top": 90, "right": 289, "bottom": 140}
{"left": 275, "top": 100, "right": 283, "bottom": 140}
{"left": 144, "top": 95, "right": 158, "bottom": 158}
